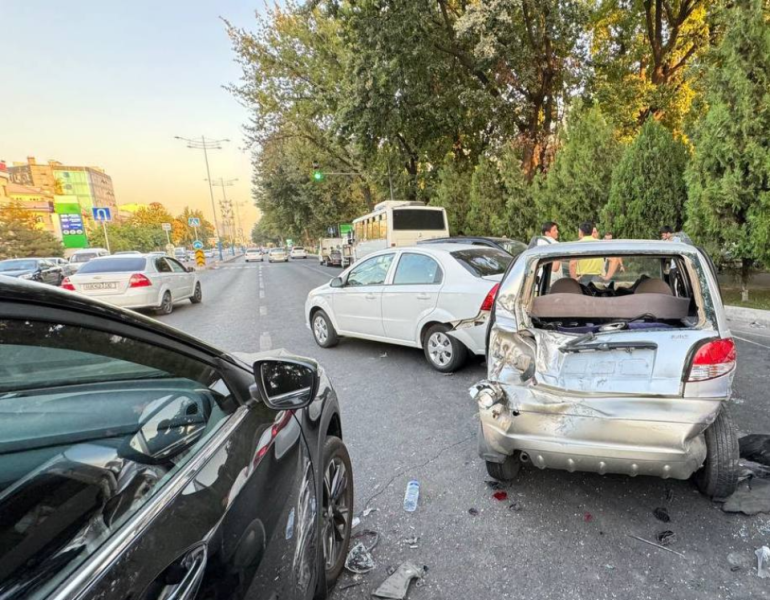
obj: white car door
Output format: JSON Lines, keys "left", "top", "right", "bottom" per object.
{"left": 152, "top": 257, "right": 174, "bottom": 302}
{"left": 332, "top": 253, "right": 395, "bottom": 336}
{"left": 382, "top": 252, "right": 443, "bottom": 342}
{"left": 166, "top": 257, "right": 194, "bottom": 298}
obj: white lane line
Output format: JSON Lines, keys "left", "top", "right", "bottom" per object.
{"left": 260, "top": 305, "right": 267, "bottom": 316}
{"left": 731, "top": 327, "right": 770, "bottom": 340}
{"left": 259, "top": 280, "right": 264, "bottom": 289}
{"left": 259, "top": 290, "right": 265, "bottom": 299}
{"left": 734, "top": 335, "right": 770, "bottom": 349}
{"left": 298, "top": 263, "right": 339, "bottom": 278}
{"left": 259, "top": 332, "right": 272, "bottom": 351}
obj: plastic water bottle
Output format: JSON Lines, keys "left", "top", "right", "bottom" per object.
{"left": 403, "top": 480, "right": 420, "bottom": 512}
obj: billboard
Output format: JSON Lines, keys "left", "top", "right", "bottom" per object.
{"left": 55, "top": 200, "right": 88, "bottom": 249}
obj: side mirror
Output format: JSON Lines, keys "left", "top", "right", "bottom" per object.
{"left": 253, "top": 358, "right": 319, "bottom": 410}
{"left": 330, "top": 276, "right": 344, "bottom": 288}
{"left": 186, "top": 266, "right": 195, "bottom": 272}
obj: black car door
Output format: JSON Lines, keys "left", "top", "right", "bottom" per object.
{"left": 0, "top": 308, "right": 318, "bottom": 600}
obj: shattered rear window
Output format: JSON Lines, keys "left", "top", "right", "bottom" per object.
{"left": 451, "top": 248, "right": 512, "bottom": 277}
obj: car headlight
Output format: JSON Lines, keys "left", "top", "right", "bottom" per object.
{"left": 18, "top": 273, "right": 34, "bottom": 280}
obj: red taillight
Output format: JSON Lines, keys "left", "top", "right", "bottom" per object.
{"left": 61, "top": 277, "right": 75, "bottom": 291}
{"left": 687, "top": 338, "right": 736, "bottom": 381}
{"left": 480, "top": 283, "right": 500, "bottom": 312}
{"left": 128, "top": 273, "right": 152, "bottom": 288}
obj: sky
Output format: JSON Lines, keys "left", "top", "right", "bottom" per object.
{"left": 2, "top": 1, "right": 268, "bottom": 236}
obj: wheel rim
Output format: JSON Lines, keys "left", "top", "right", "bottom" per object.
{"left": 428, "top": 332, "right": 453, "bottom": 366}
{"left": 162, "top": 293, "right": 171, "bottom": 312}
{"left": 314, "top": 315, "right": 328, "bottom": 344}
{"left": 322, "top": 457, "right": 350, "bottom": 571}
{"left": 194, "top": 285, "right": 201, "bottom": 300}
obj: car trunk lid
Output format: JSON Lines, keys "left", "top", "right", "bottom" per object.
{"left": 70, "top": 272, "right": 139, "bottom": 295}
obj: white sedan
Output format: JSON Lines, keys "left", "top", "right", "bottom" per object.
{"left": 305, "top": 244, "right": 511, "bottom": 372}
{"left": 245, "top": 248, "right": 264, "bottom": 262}
{"left": 62, "top": 255, "right": 202, "bottom": 315}
{"left": 268, "top": 248, "right": 289, "bottom": 263}
{"left": 290, "top": 247, "right": 308, "bottom": 259}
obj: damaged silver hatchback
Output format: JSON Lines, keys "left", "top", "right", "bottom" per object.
{"left": 473, "top": 240, "right": 739, "bottom": 498}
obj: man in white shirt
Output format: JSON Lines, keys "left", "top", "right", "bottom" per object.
{"left": 536, "top": 221, "right": 562, "bottom": 280}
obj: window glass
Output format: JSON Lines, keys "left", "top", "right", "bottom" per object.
{"left": 0, "top": 259, "right": 38, "bottom": 272}
{"left": 393, "top": 253, "right": 443, "bottom": 285}
{"left": 155, "top": 258, "right": 173, "bottom": 273}
{"left": 0, "top": 320, "right": 233, "bottom": 598}
{"left": 77, "top": 257, "right": 147, "bottom": 274}
{"left": 70, "top": 253, "right": 98, "bottom": 264}
{"left": 452, "top": 248, "right": 512, "bottom": 277}
{"left": 379, "top": 215, "right": 387, "bottom": 240}
{"left": 167, "top": 258, "right": 187, "bottom": 273}
{"left": 347, "top": 253, "right": 394, "bottom": 286}
{"left": 392, "top": 209, "right": 446, "bottom": 231}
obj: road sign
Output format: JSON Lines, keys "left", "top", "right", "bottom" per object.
{"left": 328, "top": 227, "right": 334, "bottom": 235}
{"left": 192, "top": 240, "right": 204, "bottom": 250}
{"left": 91, "top": 207, "right": 112, "bottom": 222}
{"left": 161, "top": 222, "right": 172, "bottom": 232}
{"left": 286, "top": 239, "right": 293, "bottom": 247}
{"left": 188, "top": 217, "right": 201, "bottom": 227}
{"left": 60, "top": 213, "right": 85, "bottom": 236}
{"left": 195, "top": 249, "right": 205, "bottom": 267}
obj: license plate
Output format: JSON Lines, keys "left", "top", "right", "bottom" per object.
{"left": 83, "top": 282, "right": 118, "bottom": 291}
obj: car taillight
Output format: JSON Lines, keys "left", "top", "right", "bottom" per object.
{"left": 480, "top": 283, "right": 500, "bottom": 312}
{"left": 129, "top": 273, "right": 152, "bottom": 288}
{"left": 687, "top": 338, "right": 736, "bottom": 381}
{"left": 61, "top": 277, "right": 75, "bottom": 291}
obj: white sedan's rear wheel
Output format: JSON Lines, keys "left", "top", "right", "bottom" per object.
{"left": 423, "top": 324, "right": 467, "bottom": 372}
{"left": 312, "top": 310, "right": 339, "bottom": 348}
{"left": 156, "top": 291, "right": 173, "bottom": 315}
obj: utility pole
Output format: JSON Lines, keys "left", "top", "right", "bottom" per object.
{"left": 208, "top": 178, "right": 238, "bottom": 256}
{"left": 174, "top": 135, "right": 229, "bottom": 260}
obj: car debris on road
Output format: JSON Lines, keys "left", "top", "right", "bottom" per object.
{"left": 373, "top": 562, "right": 426, "bottom": 599}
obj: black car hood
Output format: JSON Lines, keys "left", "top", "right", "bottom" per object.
{"left": 0, "top": 269, "right": 35, "bottom": 278}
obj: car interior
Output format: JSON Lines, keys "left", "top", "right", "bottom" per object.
{"left": 529, "top": 254, "right": 701, "bottom": 332}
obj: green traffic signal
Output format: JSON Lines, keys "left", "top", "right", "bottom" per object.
{"left": 313, "top": 170, "right": 324, "bottom": 181}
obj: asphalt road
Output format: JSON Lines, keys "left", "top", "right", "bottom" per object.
{"left": 157, "top": 257, "right": 770, "bottom": 600}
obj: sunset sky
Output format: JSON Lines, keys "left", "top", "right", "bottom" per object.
{"left": 2, "top": 1, "right": 266, "bottom": 234}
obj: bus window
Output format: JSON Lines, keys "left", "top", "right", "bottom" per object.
{"left": 355, "top": 221, "right": 364, "bottom": 241}
{"left": 379, "top": 215, "right": 387, "bottom": 240}
{"left": 392, "top": 208, "right": 446, "bottom": 230}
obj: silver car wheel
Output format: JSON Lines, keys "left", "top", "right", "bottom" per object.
{"left": 314, "top": 315, "right": 329, "bottom": 344}
{"left": 322, "top": 457, "right": 350, "bottom": 571}
{"left": 428, "top": 331, "right": 453, "bottom": 366}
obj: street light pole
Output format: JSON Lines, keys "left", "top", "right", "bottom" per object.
{"left": 174, "top": 135, "right": 229, "bottom": 260}
{"left": 208, "top": 177, "right": 239, "bottom": 256}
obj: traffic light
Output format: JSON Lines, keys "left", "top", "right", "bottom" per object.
{"left": 312, "top": 161, "right": 324, "bottom": 182}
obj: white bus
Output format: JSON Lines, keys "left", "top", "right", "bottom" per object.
{"left": 351, "top": 201, "right": 449, "bottom": 262}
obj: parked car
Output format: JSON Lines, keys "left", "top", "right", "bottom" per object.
{"left": 306, "top": 244, "right": 512, "bottom": 372}
{"left": 475, "top": 239, "right": 739, "bottom": 499}
{"left": 204, "top": 248, "right": 216, "bottom": 258}
{"left": 328, "top": 248, "right": 343, "bottom": 267}
{"left": 318, "top": 238, "right": 343, "bottom": 266}
{"left": 291, "top": 247, "right": 308, "bottom": 259}
{"left": 68, "top": 248, "right": 109, "bottom": 273}
{"left": 45, "top": 256, "right": 74, "bottom": 277}
{"left": 268, "top": 247, "right": 289, "bottom": 263}
{"left": 174, "top": 247, "right": 191, "bottom": 262}
{"left": 245, "top": 247, "right": 264, "bottom": 262}
{"left": 419, "top": 236, "right": 527, "bottom": 258}
{"left": 62, "top": 255, "right": 202, "bottom": 315}
{"left": 0, "top": 277, "right": 352, "bottom": 600}
{"left": 0, "top": 258, "right": 66, "bottom": 286}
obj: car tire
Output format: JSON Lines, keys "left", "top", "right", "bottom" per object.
{"left": 321, "top": 436, "right": 354, "bottom": 589}
{"left": 694, "top": 406, "right": 739, "bottom": 499}
{"left": 486, "top": 454, "right": 521, "bottom": 481}
{"left": 190, "top": 283, "right": 202, "bottom": 304}
{"left": 156, "top": 291, "right": 173, "bottom": 315}
{"left": 312, "top": 310, "right": 339, "bottom": 348}
{"left": 423, "top": 324, "right": 467, "bottom": 372}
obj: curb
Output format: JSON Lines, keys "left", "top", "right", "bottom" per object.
{"left": 209, "top": 253, "right": 244, "bottom": 269}
{"left": 725, "top": 305, "right": 770, "bottom": 326}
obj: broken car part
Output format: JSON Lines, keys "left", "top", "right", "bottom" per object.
{"left": 372, "top": 562, "right": 425, "bottom": 599}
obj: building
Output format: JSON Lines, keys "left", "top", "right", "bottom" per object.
{"left": 5, "top": 182, "right": 59, "bottom": 236}
{"left": 8, "top": 156, "right": 59, "bottom": 198}
{"left": 0, "top": 162, "right": 9, "bottom": 198}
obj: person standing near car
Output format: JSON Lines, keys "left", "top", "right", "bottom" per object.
{"left": 537, "top": 221, "right": 562, "bottom": 280}
{"left": 569, "top": 221, "right": 604, "bottom": 283}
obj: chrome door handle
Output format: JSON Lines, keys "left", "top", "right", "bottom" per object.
{"left": 166, "top": 545, "right": 207, "bottom": 600}
{"left": 365, "top": 293, "right": 376, "bottom": 300}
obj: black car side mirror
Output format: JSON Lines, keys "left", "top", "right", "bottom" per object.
{"left": 253, "top": 358, "right": 319, "bottom": 410}
{"left": 330, "top": 276, "right": 344, "bottom": 288}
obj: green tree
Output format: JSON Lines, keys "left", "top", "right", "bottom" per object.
{"left": 0, "top": 203, "right": 64, "bottom": 259}
{"left": 685, "top": 0, "right": 770, "bottom": 298}
{"left": 173, "top": 207, "right": 215, "bottom": 246}
{"left": 465, "top": 157, "right": 508, "bottom": 238}
{"left": 431, "top": 156, "right": 473, "bottom": 235}
{"left": 88, "top": 223, "right": 167, "bottom": 253}
{"left": 130, "top": 202, "right": 175, "bottom": 227}
{"left": 537, "top": 104, "right": 622, "bottom": 238}
{"left": 604, "top": 118, "right": 689, "bottom": 238}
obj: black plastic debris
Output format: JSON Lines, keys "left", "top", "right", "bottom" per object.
{"left": 655, "top": 530, "right": 677, "bottom": 546}
{"left": 373, "top": 562, "right": 425, "bottom": 599}
{"left": 468, "top": 508, "right": 479, "bottom": 516}
{"left": 739, "top": 435, "right": 770, "bottom": 467}
{"left": 509, "top": 501, "right": 523, "bottom": 512}
{"left": 739, "top": 459, "right": 770, "bottom": 482}
{"left": 344, "top": 530, "right": 380, "bottom": 574}
{"left": 485, "top": 480, "right": 505, "bottom": 490}
{"left": 652, "top": 507, "right": 671, "bottom": 523}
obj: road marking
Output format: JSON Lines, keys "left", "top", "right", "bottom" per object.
{"left": 260, "top": 305, "right": 267, "bottom": 316}
{"left": 734, "top": 335, "right": 770, "bottom": 349}
{"left": 731, "top": 327, "right": 770, "bottom": 339}
{"left": 259, "top": 332, "right": 272, "bottom": 351}
{"left": 259, "top": 279, "right": 264, "bottom": 289}
{"left": 259, "top": 290, "right": 265, "bottom": 299}
{"left": 299, "top": 263, "right": 338, "bottom": 278}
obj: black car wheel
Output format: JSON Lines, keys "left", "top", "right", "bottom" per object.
{"left": 423, "top": 324, "right": 467, "bottom": 372}
{"left": 312, "top": 310, "right": 339, "bottom": 348}
{"left": 190, "top": 283, "right": 202, "bottom": 304}
{"left": 486, "top": 454, "right": 522, "bottom": 481}
{"left": 321, "top": 436, "right": 353, "bottom": 587}
{"left": 156, "top": 291, "right": 173, "bottom": 315}
{"left": 694, "top": 406, "right": 739, "bottom": 499}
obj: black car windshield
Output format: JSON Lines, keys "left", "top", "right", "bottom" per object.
{"left": 452, "top": 248, "right": 512, "bottom": 277}
{"left": 499, "top": 240, "right": 528, "bottom": 258}
{"left": 77, "top": 258, "right": 147, "bottom": 274}
{"left": 0, "top": 260, "right": 38, "bottom": 272}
